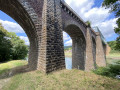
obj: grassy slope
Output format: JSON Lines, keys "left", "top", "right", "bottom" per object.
{"left": 106, "top": 50, "right": 120, "bottom": 64}
{"left": 0, "top": 50, "right": 120, "bottom": 90}
{"left": 107, "top": 50, "right": 120, "bottom": 58}
{"left": 2, "top": 69, "right": 120, "bottom": 90}
{"left": 0, "top": 61, "right": 119, "bottom": 90}
{"left": 0, "top": 60, "right": 28, "bottom": 75}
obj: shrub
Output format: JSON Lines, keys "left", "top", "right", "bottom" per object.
{"left": 93, "top": 61, "right": 120, "bottom": 78}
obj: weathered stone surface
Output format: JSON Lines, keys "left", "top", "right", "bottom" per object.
{"left": 96, "top": 32, "right": 106, "bottom": 67}
{"left": 0, "top": 0, "right": 107, "bottom": 73}
{"left": 85, "top": 27, "right": 95, "bottom": 71}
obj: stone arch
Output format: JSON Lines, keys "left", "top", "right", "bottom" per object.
{"left": 63, "top": 20, "right": 86, "bottom": 39}
{"left": 63, "top": 24, "right": 86, "bottom": 70}
{"left": 92, "top": 37, "right": 97, "bottom": 68}
{"left": 0, "top": 0, "right": 39, "bottom": 70}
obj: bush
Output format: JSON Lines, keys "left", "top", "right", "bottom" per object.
{"left": 93, "top": 61, "right": 120, "bottom": 78}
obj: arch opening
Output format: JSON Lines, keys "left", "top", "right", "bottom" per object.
{"left": 63, "top": 31, "right": 72, "bottom": 69}
{"left": 63, "top": 24, "right": 86, "bottom": 70}
{"left": 0, "top": 0, "right": 38, "bottom": 70}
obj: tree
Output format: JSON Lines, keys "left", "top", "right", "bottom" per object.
{"left": 0, "top": 23, "right": 28, "bottom": 62}
{"left": 102, "top": 0, "right": 120, "bottom": 50}
{"left": 8, "top": 32, "right": 28, "bottom": 60}
{"left": 108, "top": 41, "right": 116, "bottom": 50}
{"left": 0, "top": 24, "right": 12, "bottom": 62}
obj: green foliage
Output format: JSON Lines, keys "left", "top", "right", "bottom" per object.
{"left": 108, "top": 41, "right": 116, "bottom": 50}
{"left": 0, "top": 23, "right": 28, "bottom": 62}
{"left": 115, "top": 18, "right": 120, "bottom": 50}
{"left": 102, "top": 0, "right": 120, "bottom": 50}
{"left": 93, "top": 61, "right": 120, "bottom": 78}
{"left": 8, "top": 32, "right": 28, "bottom": 60}
{"left": 0, "top": 24, "right": 12, "bottom": 62}
{"left": 64, "top": 46, "right": 72, "bottom": 51}
{"left": 86, "top": 21, "right": 91, "bottom": 27}
{"left": 108, "top": 41, "right": 120, "bottom": 51}
{"left": 115, "top": 18, "right": 120, "bottom": 35}
{"left": 102, "top": 0, "right": 120, "bottom": 17}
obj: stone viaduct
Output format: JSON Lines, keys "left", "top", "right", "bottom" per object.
{"left": 0, "top": 0, "right": 107, "bottom": 73}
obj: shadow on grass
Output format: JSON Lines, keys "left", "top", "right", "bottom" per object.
{"left": 0, "top": 65, "right": 34, "bottom": 80}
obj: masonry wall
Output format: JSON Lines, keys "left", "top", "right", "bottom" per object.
{"left": 106, "top": 45, "right": 111, "bottom": 55}
{"left": 0, "top": 0, "right": 107, "bottom": 73}
{"left": 92, "top": 37, "right": 97, "bottom": 69}
{"left": 96, "top": 32, "right": 106, "bottom": 67}
{"left": 37, "top": 0, "right": 65, "bottom": 73}
{"left": 0, "top": 0, "right": 42, "bottom": 70}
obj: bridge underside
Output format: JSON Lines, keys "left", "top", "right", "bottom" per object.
{"left": 0, "top": 0, "right": 107, "bottom": 73}
{"left": 64, "top": 25, "right": 86, "bottom": 70}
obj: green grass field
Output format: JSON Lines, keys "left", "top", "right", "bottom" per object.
{"left": 65, "top": 52, "right": 72, "bottom": 57}
{"left": 0, "top": 60, "right": 28, "bottom": 75}
{"left": 0, "top": 50, "right": 120, "bottom": 90}
{"left": 0, "top": 65, "right": 120, "bottom": 90}
{"left": 106, "top": 50, "right": 120, "bottom": 64}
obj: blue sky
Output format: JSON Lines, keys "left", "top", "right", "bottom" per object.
{"left": 0, "top": 0, "right": 118, "bottom": 46}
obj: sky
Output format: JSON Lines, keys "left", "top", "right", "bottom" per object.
{"left": 0, "top": 0, "right": 118, "bottom": 46}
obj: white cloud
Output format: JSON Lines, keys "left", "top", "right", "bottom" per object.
{"left": 65, "top": 0, "right": 95, "bottom": 19}
{"left": 63, "top": 31, "right": 71, "bottom": 41}
{"left": 97, "top": 18, "right": 117, "bottom": 38}
{"left": 19, "top": 36, "right": 29, "bottom": 45}
{"left": 63, "top": 32, "right": 72, "bottom": 46}
{"left": 0, "top": 19, "right": 29, "bottom": 45}
{"left": 0, "top": 0, "right": 117, "bottom": 46}
{"left": 84, "top": 7, "right": 110, "bottom": 25}
{"left": 65, "top": 39, "right": 72, "bottom": 46}
{"left": 0, "top": 19, "right": 24, "bottom": 33}
{"left": 64, "top": 0, "right": 117, "bottom": 42}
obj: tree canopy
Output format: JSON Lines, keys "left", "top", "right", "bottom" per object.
{"left": 102, "top": 0, "right": 120, "bottom": 50}
{"left": 0, "top": 23, "right": 12, "bottom": 61}
{"left": 0, "top": 23, "right": 28, "bottom": 62}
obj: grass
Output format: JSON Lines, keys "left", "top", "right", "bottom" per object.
{"left": 106, "top": 50, "right": 120, "bottom": 64}
{"left": 65, "top": 52, "right": 72, "bottom": 57}
{"left": 1, "top": 69, "right": 120, "bottom": 90}
{"left": 0, "top": 60, "right": 28, "bottom": 75}
{"left": 106, "top": 57, "right": 120, "bottom": 65}
{"left": 107, "top": 50, "right": 120, "bottom": 58}
{"left": 0, "top": 60, "right": 120, "bottom": 90}
{"left": 0, "top": 50, "right": 120, "bottom": 90}
{"left": 93, "top": 50, "right": 120, "bottom": 78}
{"left": 107, "top": 53, "right": 120, "bottom": 58}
